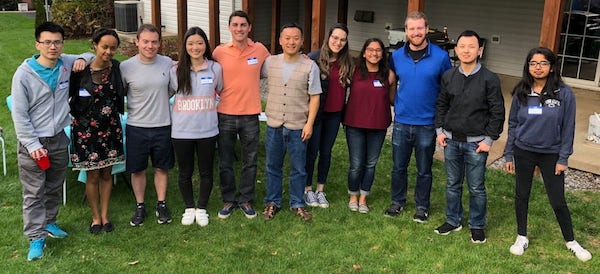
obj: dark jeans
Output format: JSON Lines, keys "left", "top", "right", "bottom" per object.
{"left": 390, "top": 123, "right": 436, "bottom": 210}
{"left": 345, "top": 126, "right": 386, "bottom": 195}
{"left": 217, "top": 114, "right": 259, "bottom": 204}
{"left": 443, "top": 139, "right": 488, "bottom": 229}
{"left": 305, "top": 111, "right": 342, "bottom": 186}
{"left": 514, "top": 146, "right": 574, "bottom": 241}
{"left": 173, "top": 136, "right": 217, "bottom": 209}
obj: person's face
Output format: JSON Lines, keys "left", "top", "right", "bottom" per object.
{"left": 279, "top": 27, "right": 303, "bottom": 56}
{"left": 363, "top": 41, "right": 383, "bottom": 66}
{"left": 228, "top": 16, "right": 251, "bottom": 43}
{"left": 135, "top": 30, "right": 160, "bottom": 61}
{"left": 185, "top": 34, "right": 206, "bottom": 61}
{"left": 405, "top": 18, "right": 428, "bottom": 48}
{"left": 328, "top": 28, "right": 347, "bottom": 55}
{"left": 36, "top": 31, "right": 64, "bottom": 61}
{"left": 455, "top": 36, "right": 481, "bottom": 65}
{"left": 93, "top": 35, "right": 119, "bottom": 62}
{"left": 528, "top": 53, "right": 552, "bottom": 80}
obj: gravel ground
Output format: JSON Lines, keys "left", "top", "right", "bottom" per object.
{"left": 488, "top": 157, "right": 600, "bottom": 191}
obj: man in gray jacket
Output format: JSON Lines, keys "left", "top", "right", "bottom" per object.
{"left": 11, "top": 22, "right": 89, "bottom": 261}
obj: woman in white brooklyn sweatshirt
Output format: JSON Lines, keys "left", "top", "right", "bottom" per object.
{"left": 169, "top": 27, "right": 223, "bottom": 227}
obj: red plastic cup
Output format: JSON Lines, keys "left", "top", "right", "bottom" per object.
{"left": 36, "top": 155, "right": 51, "bottom": 170}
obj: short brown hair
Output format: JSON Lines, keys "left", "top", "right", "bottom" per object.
{"left": 405, "top": 11, "right": 428, "bottom": 27}
{"left": 136, "top": 24, "right": 161, "bottom": 40}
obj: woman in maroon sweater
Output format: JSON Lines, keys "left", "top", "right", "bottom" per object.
{"left": 344, "top": 38, "right": 396, "bottom": 213}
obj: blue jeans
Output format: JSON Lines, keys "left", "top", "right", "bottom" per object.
{"left": 443, "top": 139, "right": 488, "bottom": 229}
{"left": 217, "top": 114, "right": 259, "bottom": 204}
{"left": 265, "top": 126, "right": 307, "bottom": 208}
{"left": 305, "top": 111, "right": 342, "bottom": 186}
{"left": 390, "top": 123, "right": 435, "bottom": 210}
{"left": 346, "top": 126, "right": 386, "bottom": 195}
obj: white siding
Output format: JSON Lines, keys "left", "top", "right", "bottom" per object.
{"left": 160, "top": 0, "right": 177, "bottom": 33}
{"left": 188, "top": 2, "right": 210, "bottom": 36}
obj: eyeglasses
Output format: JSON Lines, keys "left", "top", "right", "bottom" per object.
{"left": 366, "top": 48, "right": 383, "bottom": 53}
{"left": 528, "top": 61, "right": 550, "bottom": 67}
{"left": 37, "top": 40, "right": 64, "bottom": 47}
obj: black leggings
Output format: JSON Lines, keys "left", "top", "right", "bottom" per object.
{"left": 513, "top": 146, "right": 574, "bottom": 241}
{"left": 172, "top": 136, "right": 217, "bottom": 209}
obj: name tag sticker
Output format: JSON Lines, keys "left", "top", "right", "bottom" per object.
{"left": 200, "top": 77, "right": 213, "bottom": 85}
{"left": 58, "top": 81, "right": 69, "bottom": 90}
{"left": 373, "top": 80, "right": 383, "bottom": 87}
{"left": 528, "top": 105, "right": 542, "bottom": 115}
{"left": 247, "top": 57, "right": 258, "bottom": 65}
{"left": 78, "top": 88, "right": 91, "bottom": 97}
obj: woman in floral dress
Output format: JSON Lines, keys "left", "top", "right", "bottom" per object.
{"left": 70, "top": 28, "right": 125, "bottom": 234}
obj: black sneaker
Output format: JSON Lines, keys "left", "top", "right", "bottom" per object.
{"left": 384, "top": 204, "right": 404, "bottom": 218}
{"left": 218, "top": 202, "right": 237, "bottom": 219}
{"left": 471, "top": 229, "right": 487, "bottom": 244}
{"left": 130, "top": 205, "right": 146, "bottom": 227}
{"left": 434, "top": 222, "right": 462, "bottom": 235}
{"left": 413, "top": 208, "right": 429, "bottom": 223}
{"left": 156, "top": 203, "right": 173, "bottom": 224}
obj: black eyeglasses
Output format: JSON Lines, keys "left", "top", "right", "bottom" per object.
{"left": 37, "top": 40, "right": 64, "bottom": 47}
{"left": 528, "top": 61, "right": 550, "bottom": 67}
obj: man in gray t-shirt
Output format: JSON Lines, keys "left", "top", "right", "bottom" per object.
{"left": 120, "top": 24, "right": 175, "bottom": 227}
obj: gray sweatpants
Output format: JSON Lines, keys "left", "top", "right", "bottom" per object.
{"left": 18, "top": 131, "right": 69, "bottom": 240}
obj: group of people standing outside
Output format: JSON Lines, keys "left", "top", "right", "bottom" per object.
{"left": 11, "top": 9, "right": 591, "bottom": 263}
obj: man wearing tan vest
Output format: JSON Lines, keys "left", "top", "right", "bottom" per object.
{"left": 262, "top": 23, "right": 322, "bottom": 222}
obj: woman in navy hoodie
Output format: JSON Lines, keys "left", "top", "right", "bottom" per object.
{"left": 503, "top": 47, "right": 591, "bottom": 262}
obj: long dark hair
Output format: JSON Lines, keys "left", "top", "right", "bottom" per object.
{"left": 317, "top": 23, "right": 353, "bottom": 87}
{"left": 357, "top": 38, "right": 389, "bottom": 83}
{"left": 176, "top": 27, "right": 213, "bottom": 95}
{"left": 512, "top": 47, "right": 563, "bottom": 105}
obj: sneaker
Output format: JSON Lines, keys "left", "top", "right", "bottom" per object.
{"left": 566, "top": 240, "right": 592, "bottom": 262}
{"left": 315, "top": 191, "right": 329, "bottom": 208}
{"left": 348, "top": 201, "right": 359, "bottom": 212}
{"left": 291, "top": 207, "right": 312, "bottom": 222}
{"left": 262, "top": 203, "right": 280, "bottom": 220}
{"left": 434, "top": 222, "right": 463, "bottom": 235}
{"left": 46, "top": 223, "right": 68, "bottom": 238}
{"left": 181, "top": 208, "right": 196, "bottom": 225}
{"left": 471, "top": 229, "right": 487, "bottom": 243}
{"left": 195, "top": 209, "right": 209, "bottom": 227}
{"left": 27, "top": 238, "right": 45, "bottom": 261}
{"left": 130, "top": 205, "right": 146, "bottom": 226}
{"left": 358, "top": 204, "right": 369, "bottom": 214}
{"left": 413, "top": 208, "right": 429, "bottom": 223}
{"left": 509, "top": 235, "right": 529, "bottom": 256}
{"left": 384, "top": 204, "right": 404, "bottom": 217}
{"left": 304, "top": 190, "right": 318, "bottom": 207}
{"left": 218, "top": 202, "right": 237, "bottom": 219}
{"left": 239, "top": 202, "right": 257, "bottom": 219}
{"left": 156, "top": 203, "right": 173, "bottom": 224}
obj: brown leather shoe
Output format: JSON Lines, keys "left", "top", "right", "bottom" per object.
{"left": 291, "top": 207, "right": 312, "bottom": 222}
{"left": 262, "top": 203, "right": 280, "bottom": 220}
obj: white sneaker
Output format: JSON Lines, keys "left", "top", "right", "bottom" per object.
{"left": 509, "top": 235, "right": 529, "bottom": 256}
{"left": 181, "top": 208, "right": 196, "bottom": 225}
{"left": 566, "top": 240, "right": 592, "bottom": 262}
{"left": 196, "top": 209, "right": 209, "bottom": 227}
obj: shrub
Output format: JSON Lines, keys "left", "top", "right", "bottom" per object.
{"left": 51, "top": 0, "right": 114, "bottom": 38}
{"left": 0, "top": 0, "right": 18, "bottom": 11}
{"left": 34, "top": 0, "right": 52, "bottom": 27}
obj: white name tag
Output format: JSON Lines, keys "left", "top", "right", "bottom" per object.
{"left": 200, "top": 77, "right": 213, "bottom": 85}
{"left": 373, "top": 80, "right": 383, "bottom": 87}
{"left": 247, "top": 57, "right": 258, "bottom": 65}
{"left": 528, "top": 105, "right": 542, "bottom": 115}
{"left": 78, "top": 88, "right": 91, "bottom": 97}
{"left": 58, "top": 81, "right": 69, "bottom": 90}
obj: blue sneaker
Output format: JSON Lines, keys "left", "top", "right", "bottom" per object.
{"left": 46, "top": 223, "right": 68, "bottom": 238}
{"left": 27, "top": 238, "right": 45, "bottom": 261}
{"left": 239, "top": 202, "right": 257, "bottom": 219}
{"left": 218, "top": 202, "right": 237, "bottom": 219}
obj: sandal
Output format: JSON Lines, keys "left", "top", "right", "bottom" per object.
{"left": 103, "top": 222, "right": 114, "bottom": 233}
{"left": 89, "top": 223, "right": 102, "bottom": 234}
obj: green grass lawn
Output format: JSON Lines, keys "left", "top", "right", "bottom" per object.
{"left": 1, "top": 13, "right": 598, "bottom": 273}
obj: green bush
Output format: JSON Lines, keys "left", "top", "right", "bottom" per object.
{"left": 34, "top": 0, "right": 52, "bottom": 27}
{"left": 51, "top": 0, "right": 114, "bottom": 38}
{"left": 1, "top": 0, "right": 18, "bottom": 11}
